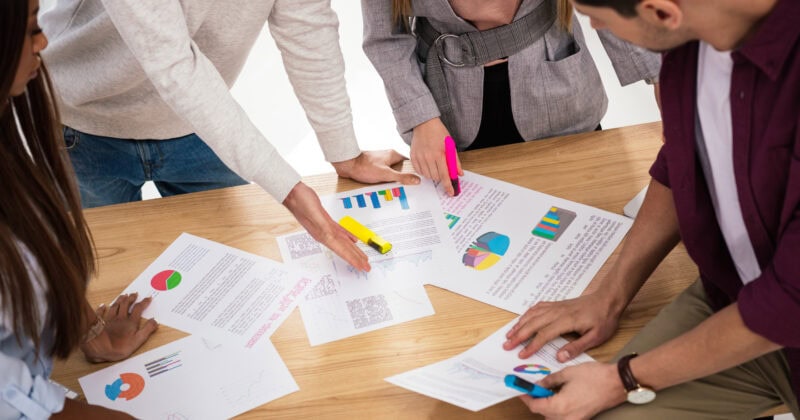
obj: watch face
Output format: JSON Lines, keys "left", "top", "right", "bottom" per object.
{"left": 627, "top": 387, "right": 656, "bottom": 404}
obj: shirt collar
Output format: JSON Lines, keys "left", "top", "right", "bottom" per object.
{"left": 735, "top": 0, "right": 800, "bottom": 80}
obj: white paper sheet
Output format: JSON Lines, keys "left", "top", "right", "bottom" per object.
{"left": 434, "top": 171, "right": 633, "bottom": 314}
{"left": 386, "top": 319, "right": 594, "bottom": 412}
{"left": 123, "top": 233, "right": 314, "bottom": 348}
{"left": 277, "top": 180, "right": 453, "bottom": 345}
{"left": 79, "top": 336, "right": 298, "bottom": 419}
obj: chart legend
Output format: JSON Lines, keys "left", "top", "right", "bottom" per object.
{"left": 532, "top": 207, "right": 576, "bottom": 241}
{"left": 340, "top": 187, "right": 409, "bottom": 210}
{"left": 151, "top": 270, "right": 182, "bottom": 291}
{"left": 145, "top": 351, "right": 183, "bottom": 378}
{"left": 462, "top": 232, "right": 510, "bottom": 271}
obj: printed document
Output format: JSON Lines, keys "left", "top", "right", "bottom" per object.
{"left": 277, "top": 180, "right": 453, "bottom": 345}
{"left": 386, "top": 318, "right": 594, "bottom": 412}
{"left": 434, "top": 171, "right": 632, "bottom": 314}
{"left": 124, "top": 233, "right": 313, "bottom": 348}
{"left": 79, "top": 336, "right": 297, "bottom": 418}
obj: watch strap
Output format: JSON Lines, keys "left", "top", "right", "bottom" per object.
{"left": 617, "top": 353, "right": 640, "bottom": 392}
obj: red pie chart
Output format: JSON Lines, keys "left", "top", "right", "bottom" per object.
{"left": 151, "top": 270, "right": 182, "bottom": 291}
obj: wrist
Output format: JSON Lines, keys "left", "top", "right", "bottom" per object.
{"left": 617, "top": 353, "right": 656, "bottom": 404}
{"left": 412, "top": 117, "right": 444, "bottom": 135}
{"left": 82, "top": 314, "right": 105, "bottom": 344}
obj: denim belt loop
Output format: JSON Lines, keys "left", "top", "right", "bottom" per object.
{"left": 415, "top": 0, "right": 558, "bottom": 132}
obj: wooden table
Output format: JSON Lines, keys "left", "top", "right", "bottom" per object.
{"left": 52, "top": 122, "right": 701, "bottom": 419}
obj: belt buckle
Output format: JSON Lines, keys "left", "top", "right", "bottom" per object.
{"left": 434, "top": 33, "right": 466, "bottom": 67}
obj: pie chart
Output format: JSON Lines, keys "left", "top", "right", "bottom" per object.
{"left": 462, "top": 232, "right": 510, "bottom": 271}
{"left": 151, "top": 270, "right": 182, "bottom": 291}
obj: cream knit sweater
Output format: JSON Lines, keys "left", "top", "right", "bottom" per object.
{"left": 41, "top": 0, "right": 361, "bottom": 202}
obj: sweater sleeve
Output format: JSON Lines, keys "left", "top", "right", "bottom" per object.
{"left": 100, "top": 0, "right": 301, "bottom": 202}
{"left": 361, "top": 0, "right": 441, "bottom": 141}
{"left": 596, "top": 28, "right": 662, "bottom": 86}
{"left": 268, "top": 0, "right": 361, "bottom": 163}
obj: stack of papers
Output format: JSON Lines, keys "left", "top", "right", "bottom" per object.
{"left": 78, "top": 171, "right": 632, "bottom": 416}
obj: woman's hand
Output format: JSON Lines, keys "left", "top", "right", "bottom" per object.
{"left": 331, "top": 150, "right": 420, "bottom": 185}
{"left": 80, "top": 293, "right": 158, "bottom": 363}
{"left": 283, "top": 182, "right": 370, "bottom": 272}
{"left": 410, "top": 118, "right": 463, "bottom": 196}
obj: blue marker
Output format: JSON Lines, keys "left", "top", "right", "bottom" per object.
{"left": 504, "top": 374, "right": 555, "bottom": 398}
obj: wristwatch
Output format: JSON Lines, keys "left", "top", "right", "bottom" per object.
{"left": 617, "top": 353, "right": 656, "bottom": 404}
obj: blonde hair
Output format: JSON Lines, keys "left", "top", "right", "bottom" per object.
{"left": 391, "top": 0, "right": 573, "bottom": 32}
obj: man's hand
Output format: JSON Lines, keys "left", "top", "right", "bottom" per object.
{"left": 283, "top": 182, "right": 370, "bottom": 272}
{"left": 519, "top": 362, "right": 626, "bottom": 419}
{"left": 410, "top": 117, "right": 463, "bottom": 196}
{"left": 332, "top": 150, "right": 420, "bottom": 186}
{"left": 504, "top": 290, "right": 624, "bottom": 361}
{"left": 80, "top": 293, "right": 158, "bottom": 363}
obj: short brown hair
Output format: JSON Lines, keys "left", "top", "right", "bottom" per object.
{"left": 574, "top": 0, "right": 641, "bottom": 17}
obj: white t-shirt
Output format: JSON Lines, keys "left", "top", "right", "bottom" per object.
{"left": 696, "top": 41, "right": 762, "bottom": 284}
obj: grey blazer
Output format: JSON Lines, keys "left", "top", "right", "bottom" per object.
{"left": 362, "top": 0, "right": 661, "bottom": 149}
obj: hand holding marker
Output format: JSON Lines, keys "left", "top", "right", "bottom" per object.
{"left": 504, "top": 374, "right": 555, "bottom": 398}
{"left": 444, "top": 136, "right": 461, "bottom": 196}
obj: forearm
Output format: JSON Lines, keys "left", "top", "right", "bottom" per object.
{"left": 596, "top": 179, "right": 682, "bottom": 312}
{"left": 631, "top": 303, "right": 782, "bottom": 391}
{"left": 270, "top": 0, "right": 361, "bottom": 163}
{"left": 360, "top": 0, "right": 440, "bottom": 134}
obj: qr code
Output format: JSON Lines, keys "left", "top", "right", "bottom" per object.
{"left": 305, "top": 275, "right": 338, "bottom": 300}
{"left": 347, "top": 295, "right": 393, "bottom": 329}
{"left": 286, "top": 232, "right": 322, "bottom": 259}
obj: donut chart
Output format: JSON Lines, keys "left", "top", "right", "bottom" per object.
{"left": 513, "top": 364, "right": 551, "bottom": 375}
{"left": 462, "top": 232, "right": 510, "bottom": 271}
{"left": 105, "top": 372, "right": 145, "bottom": 401}
{"left": 151, "top": 270, "right": 182, "bottom": 291}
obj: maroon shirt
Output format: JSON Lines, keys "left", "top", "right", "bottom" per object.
{"left": 650, "top": 0, "right": 800, "bottom": 401}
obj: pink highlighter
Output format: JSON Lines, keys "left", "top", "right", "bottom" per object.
{"left": 444, "top": 136, "right": 461, "bottom": 196}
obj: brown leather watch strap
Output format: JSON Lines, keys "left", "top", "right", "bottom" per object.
{"left": 617, "top": 353, "right": 640, "bottom": 392}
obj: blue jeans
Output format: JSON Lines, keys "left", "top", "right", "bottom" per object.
{"left": 63, "top": 127, "right": 248, "bottom": 208}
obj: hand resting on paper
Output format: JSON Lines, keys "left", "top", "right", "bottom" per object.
{"left": 81, "top": 293, "right": 159, "bottom": 363}
{"left": 503, "top": 290, "right": 624, "bottom": 361}
{"left": 283, "top": 182, "right": 371, "bottom": 272}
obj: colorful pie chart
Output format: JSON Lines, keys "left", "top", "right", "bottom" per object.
{"left": 462, "top": 232, "right": 510, "bottom": 271}
{"left": 151, "top": 270, "right": 182, "bottom": 291}
{"left": 514, "top": 364, "right": 551, "bottom": 375}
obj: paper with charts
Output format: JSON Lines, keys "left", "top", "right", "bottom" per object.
{"left": 435, "top": 171, "right": 632, "bottom": 314}
{"left": 123, "top": 233, "right": 313, "bottom": 348}
{"left": 79, "top": 336, "right": 297, "bottom": 419}
{"left": 385, "top": 318, "right": 594, "bottom": 412}
{"left": 277, "top": 179, "right": 454, "bottom": 345}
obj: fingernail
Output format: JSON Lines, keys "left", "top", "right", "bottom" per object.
{"left": 558, "top": 350, "right": 570, "bottom": 361}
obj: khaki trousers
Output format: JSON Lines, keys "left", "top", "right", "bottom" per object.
{"left": 596, "top": 280, "right": 799, "bottom": 419}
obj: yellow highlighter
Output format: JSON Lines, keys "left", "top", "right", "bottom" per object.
{"left": 339, "top": 215, "right": 392, "bottom": 254}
